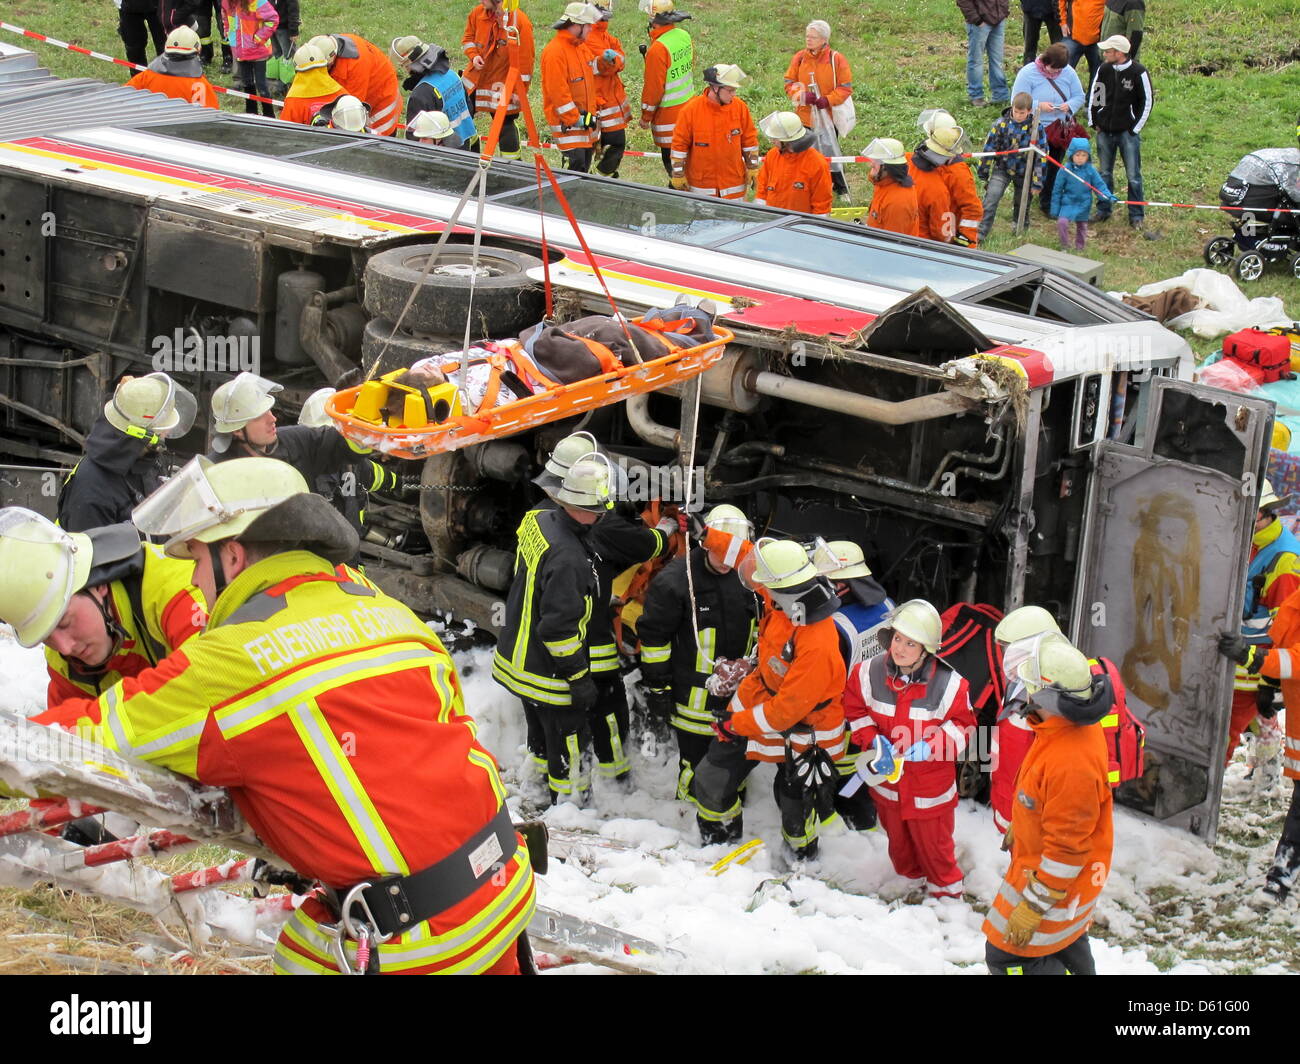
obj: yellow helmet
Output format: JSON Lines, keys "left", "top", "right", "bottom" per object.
{"left": 165, "top": 26, "right": 202, "bottom": 56}
{"left": 704, "top": 504, "right": 751, "bottom": 541}
{"left": 862, "top": 137, "right": 908, "bottom": 166}
{"left": 294, "top": 42, "right": 331, "bottom": 72}
{"left": 921, "top": 109, "right": 966, "bottom": 157}
{"left": 1018, "top": 632, "right": 1092, "bottom": 696}
{"left": 409, "top": 109, "right": 455, "bottom": 141}
{"left": 0, "top": 508, "right": 96, "bottom": 647}
{"left": 104, "top": 373, "right": 196, "bottom": 442}
{"left": 330, "top": 95, "right": 369, "bottom": 132}
{"left": 825, "top": 540, "right": 872, "bottom": 580}
{"left": 550, "top": 453, "right": 615, "bottom": 512}
{"left": 994, "top": 604, "right": 1060, "bottom": 645}
{"left": 884, "top": 598, "right": 943, "bottom": 654}
{"left": 750, "top": 538, "right": 817, "bottom": 589}
{"left": 298, "top": 388, "right": 337, "bottom": 429}
{"left": 210, "top": 371, "right": 282, "bottom": 447}
{"left": 704, "top": 64, "right": 749, "bottom": 90}
{"left": 305, "top": 34, "right": 339, "bottom": 64}
{"left": 758, "top": 111, "right": 806, "bottom": 143}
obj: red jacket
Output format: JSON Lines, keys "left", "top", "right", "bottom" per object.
{"left": 844, "top": 652, "right": 975, "bottom": 819}
{"left": 754, "top": 142, "right": 832, "bottom": 215}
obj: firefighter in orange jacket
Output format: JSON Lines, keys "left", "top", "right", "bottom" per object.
{"left": 639, "top": 0, "right": 694, "bottom": 176}
{"left": 280, "top": 42, "right": 348, "bottom": 125}
{"left": 670, "top": 64, "right": 760, "bottom": 201}
{"left": 983, "top": 633, "right": 1114, "bottom": 974}
{"left": 126, "top": 27, "right": 219, "bottom": 108}
{"left": 862, "top": 137, "right": 921, "bottom": 236}
{"left": 753, "top": 111, "right": 832, "bottom": 215}
{"left": 908, "top": 110, "right": 982, "bottom": 246}
{"left": 463, "top": 0, "right": 537, "bottom": 160}
{"left": 588, "top": 5, "right": 629, "bottom": 178}
{"left": 304, "top": 32, "right": 401, "bottom": 135}
{"left": 541, "top": 4, "right": 601, "bottom": 172}
{"left": 691, "top": 539, "right": 846, "bottom": 860}
{"left": 36, "top": 457, "right": 537, "bottom": 974}
{"left": 843, "top": 599, "right": 975, "bottom": 898}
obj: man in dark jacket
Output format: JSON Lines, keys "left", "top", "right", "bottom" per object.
{"left": 1019, "top": 0, "right": 1063, "bottom": 65}
{"left": 58, "top": 373, "right": 194, "bottom": 533}
{"left": 1086, "top": 33, "right": 1155, "bottom": 235}
{"left": 118, "top": 0, "right": 166, "bottom": 69}
{"left": 957, "top": 0, "right": 1011, "bottom": 107}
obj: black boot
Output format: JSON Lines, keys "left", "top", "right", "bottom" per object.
{"left": 698, "top": 814, "right": 742, "bottom": 846}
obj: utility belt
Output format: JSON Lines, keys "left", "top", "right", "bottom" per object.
{"left": 320, "top": 806, "right": 522, "bottom": 971}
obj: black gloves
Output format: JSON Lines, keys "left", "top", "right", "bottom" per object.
{"left": 567, "top": 672, "right": 598, "bottom": 714}
{"left": 1218, "top": 632, "right": 1266, "bottom": 674}
{"left": 1256, "top": 678, "right": 1283, "bottom": 719}
{"left": 643, "top": 686, "right": 675, "bottom": 724}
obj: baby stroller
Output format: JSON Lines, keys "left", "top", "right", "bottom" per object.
{"left": 1204, "top": 148, "right": 1300, "bottom": 282}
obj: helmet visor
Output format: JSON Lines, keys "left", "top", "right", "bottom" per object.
{"left": 132, "top": 456, "right": 285, "bottom": 557}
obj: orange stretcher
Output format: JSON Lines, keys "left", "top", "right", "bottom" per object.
{"left": 326, "top": 320, "right": 734, "bottom": 460}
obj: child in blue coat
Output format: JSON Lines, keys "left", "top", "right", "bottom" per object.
{"left": 1049, "top": 136, "right": 1115, "bottom": 252}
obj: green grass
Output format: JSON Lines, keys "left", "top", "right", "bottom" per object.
{"left": 5, "top": 0, "right": 1298, "bottom": 303}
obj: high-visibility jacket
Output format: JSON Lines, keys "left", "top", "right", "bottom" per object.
{"left": 906, "top": 152, "right": 957, "bottom": 243}
{"left": 588, "top": 510, "right": 672, "bottom": 675}
{"left": 126, "top": 61, "right": 219, "bottom": 109}
{"left": 1235, "top": 518, "right": 1300, "bottom": 694}
{"left": 1060, "top": 0, "right": 1107, "bottom": 45}
{"left": 753, "top": 138, "right": 832, "bottom": 215}
{"left": 866, "top": 173, "right": 921, "bottom": 236}
{"left": 937, "top": 158, "right": 983, "bottom": 247}
{"left": 782, "top": 45, "right": 853, "bottom": 130}
{"left": 492, "top": 506, "right": 598, "bottom": 706}
{"left": 407, "top": 65, "right": 479, "bottom": 147}
{"left": 671, "top": 92, "right": 760, "bottom": 200}
{"left": 983, "top": 713, "right": 1113, "bottom": 957}
{"left": 638, "top": 546, "right": 760, "bottom": 736}
{"left": 844, "top": 652, "right": 975, "bottom": 819}
{"left": 45, "top": 543, "right": 206, "bottom": 707}
{"left": 1257, "top": 583, "right": 1300, "bottom": 780}
{"left": 540, "top": 31, "right": 599, "bottom": 151}
{"left": 586, "top": 22, "right": 629, "bottom": 133}
{"left": 462, "top": 5, "right": 535, "bottom": 116}
{"left": 640, "top": 24, "right": 692, "bottom": 148}
{"left": 38, "top": 551, "right": 535, "bottom": 974}
{"left": 327, "top": 33, "right": 401, "bottom": 136}
{"left": 728, "top": 607, "right": 846, "bottom": 764}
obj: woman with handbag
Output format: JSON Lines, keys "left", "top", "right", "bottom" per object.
{"left": 783, "top": 19, "right": 855, "bottom": 202}
{"left": 1010, "top": 42, "right": 1084, "bottom": 216}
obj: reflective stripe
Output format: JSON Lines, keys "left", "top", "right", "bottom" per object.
{"left": 941, "top": 720, "right": 969, "bottom": 753}
{"left": 928, "top": 878, "right": 963, "bottom": 896}
{"left": 694, "top": 627, "right": 717, "bottom": 678}
{"left": 721, "top": 535, "right": 742, "bottom": 569}
{"left": 1286, "top": 736, "right": 1300, "bottom": 752}
{"left": 491, "top": 655, "right": 573, "bottom": 705}
{"left": 1027, "top": 910, "right": 1095, "bottom": 948}
{"left": 658, "top": 28, "right": 693, "bottom": 108}
{"left": 463, "top": 43, "right": 477, "bottom": 54}
{"left": 543, "top": 635, "right": 584, "bottom": 656}
{"left": 993, "top": 807, "right": 1011, "bottom": 831}
{"left": 1285, "top": 755, "right": 1300, "bottom": 772}
{"left": 716, "top": 184, "right": 746, "bottom": 197}
{"left": 641, "top": 644, "right": 671, "bottom": 664}
{"left": 750, "top": 702, "right": 773, "bottom": 734}
{"left": 370, "top": 100, "right": 399, "bottom": 121}
{"left": 555, "top": 101, "right": 578, "bottom": 115}
{"left": 873, "top": 784, "right": 899, "bottom": 801}
{"left": 1099, "top": 713, "right": 1118, "bottom": 728}
{"left": 959, "top": 218, "right": 979, "bottom": 230}
{"left": 1038, "top": 856, "right": 1085, "bottom": 879}
{"left": 596, "top": 712, "right": 630, "bottom": 777}
{"left": 549, "top": 730, "right": 589, "bottom": 795}
{"left": 1276, "top": 649, "right": 1293, "bottom": 679}
{"left": 913, "top": 782, "right": 957, "bottom": 809}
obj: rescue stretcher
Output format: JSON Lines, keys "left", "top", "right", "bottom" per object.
{"left": 327, "top": 319, "right": 734, "bottom": 460}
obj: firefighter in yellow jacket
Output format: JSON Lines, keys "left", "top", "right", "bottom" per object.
{"left": 36, "top": 456, "right": 536, "bottom": 974}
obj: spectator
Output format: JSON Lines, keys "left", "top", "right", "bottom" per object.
{"left": 1050, "top": 136, "right": 1115, "bottom": 251}
{"left": 222, "top": 0, "right": 278, "bottom": 117}
{"left": 976, "top": 91, "right": 1048, "bottom": 241}
{"left": 862, "top": 137, "right": 920, "bottom": 236}
{"left": 1011, "top": 43, "right": 1084, "bottom": 215}
{"left": 1087, "top": 34, "right": 1156, "bottom": 237}
{"left": 266, "top": 0, "right": 299, "bottom": 97}
{"left": 1060, "top": 0, "right": 1106, "bottom": 89}
{"left": 783, "top": 19, "right": 854, "bottom": 200}
{"left": 118, "top": 0, "right": 166, "bottom": 70}
{"left": 956, "top": 0, "right": 1010, "bottom": 108}
{"left": 1019, "top": 0, "right": 1062, "bottom": 67}
{"left": 753, "top": 111, "right": 833, "bottom": 215}
{"left": 1099, "top": 0, "right": 1145, "bottom": 60}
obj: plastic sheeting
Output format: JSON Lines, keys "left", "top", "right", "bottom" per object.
{"left": 1113, "top": 268, "right": 1291, "bottom": 339}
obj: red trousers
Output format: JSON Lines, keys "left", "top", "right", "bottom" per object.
{"left": 874, "top": 800, "right": 964, "bottom": 897}
{"left": 990, "top": 716, "right": 1036, "bottom": 834}
{"left": 1227, "top": 689, "right": 1260, "bottom": 765}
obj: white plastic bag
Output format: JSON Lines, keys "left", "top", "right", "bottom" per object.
{"left": 1115, "top": 268, "right": 1291, "bottom": 339}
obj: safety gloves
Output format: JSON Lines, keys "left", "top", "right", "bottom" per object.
{"left": 1218, "top": 632, "right": 1266, "bottom": 674}
{"left": 1005, "top": 869, "right": 1067, "bottom": 947}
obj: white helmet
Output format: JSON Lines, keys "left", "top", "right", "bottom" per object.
{"left": 825, "top": 540, "right": 872, "bottom": 580}
{"left": 704, "top": 64, "right": 749, "bottom": 90}
{"left": 750, "top": 538, "right": 817, "bottom": 590}
{"left": 553, "top": 2, "right": 603, "bottom": 28}
{"left": 132, "top": 455, "right": 310, "bottom": 559}
{"left": 884, "top": 598, "right": 943, "bottom": 654}
{"left": 704, "top": 504, "right": 751, "bottom": 541}
{"left": 409, "top": 109, "right": 455, "bottom": 141}
{"left": 330, "top": 95, "right": 369, "bottom": 132}
{"left": 165, "top": 26, "right": 202, "bottom": 56}
{"left": 0, "top": 508, "right": 95, "bottom": 647}
{"left": 390, "top": 35, "right": 424, "bottom": 68}
{"left": 298, "top": 388, "right": 337, "bottom": 429}
{"left": 294, "top": 42, "right": 331, "bottom": 72}
{"left": 305, "top": 34, "right": 339, "bottom": 64}
{"left": 543, "top": 431, "right": 600, "bottom": 479}
{"left": 994, "top": 605, "right": 1060, "bottom": 645}
{"left": 550, "top": 453, "right": 615, "bottom": 513}
{"left": 862, "top": 137, "right": 908, "bottom": 165}
{"left": 104, "top": 373, "right": 197, "bottom": 442}
{"left": 758, "top": 111, "right": 806, "bottom": 143}
{"left": 1259, "top": 478, "right": 1283, "bottom": 511}
{"left": 921, "top": 109, "right": 966, "bottom": 157}
{"left": 210, "top": 372, "right": 282, "bottom": 448}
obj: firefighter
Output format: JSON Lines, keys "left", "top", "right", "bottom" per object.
{"left": 753, "top": 110, "right": 833, "bottom": 215}
{"left": 279, "top": 43, "right": 348, "bottom": 126}
{"left": 541, "top": 3, "right": 602, "bottom": 173}
{"left": 638, "top": 504, "right": 760, "bottom": 801}
{"left": 983, "top": 633, "right": 1114, "bottom": 974}
{"left": 493, "top": 454, "right": 613, "bottom": 806}
{"left": 36, "top": 457, "right": 537, "bottom": 974}
{"left": 314, "top": 95, "right": 369, "bottom": 132}
{"left": 125, "top": 27, "right": 220, "bottom": 108}
{"left": 782, "top": 19, "right": 853, "bottom": 200}
{"left": 206, "top": 373, "right": 396, "bottom": 563}
{"left": 843, "top": 598, "right": 976, "bottom": 898}
{"left": 462, "top": 0, "right": 537, "bottom": 161}
{"left": 303, "top": 33, "right": 401, "bottom": 136}
{"left": 58, "top": 373, "right": 196, "bottom": 533}
{"left": 862, "top": 137, "right": 921, "bottom": 236}
{"left": 588, "top": 5, "right": 630, "bottom": 178}
{"left": 408, "top": 109, "right": 461, "bottom": 148}
{"left": 907, "top": 110, "right": 983, "bottom": 246}
{"left": 391, "top": 36, "right": 479, "bottom": 152}
{"left": 670, "top": 64, "right": 760, "bottom": 200}
{"left": 692, "top": 539, "right": 847, "bottom": 860}
{"left": 1224, "top": 480, "right": 1299, "bottom": 767}
{"left": 639, "top": 0, "right": 694, "bottom": 176}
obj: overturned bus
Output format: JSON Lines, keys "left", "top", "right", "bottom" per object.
{"left": 0, "top": 44, "right": 1272, "bottom": 843}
